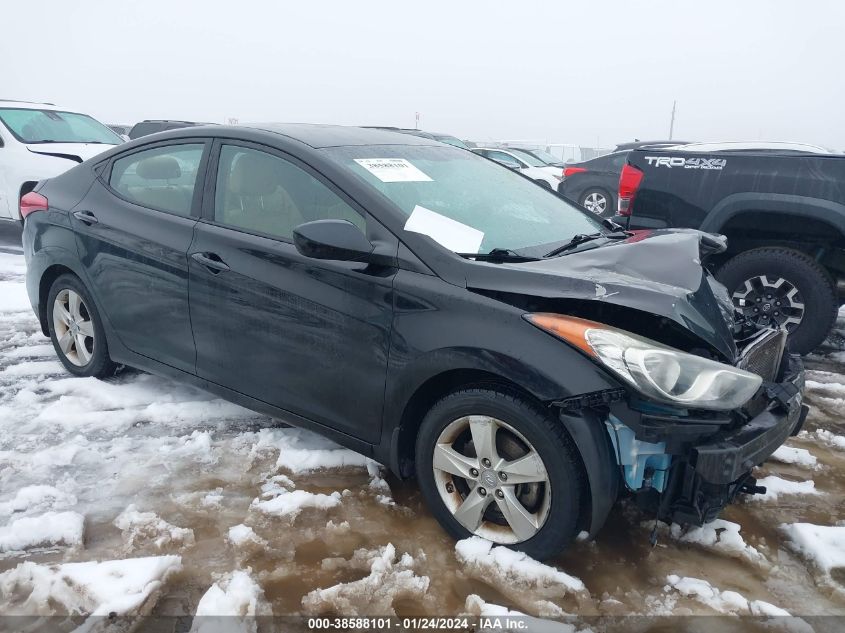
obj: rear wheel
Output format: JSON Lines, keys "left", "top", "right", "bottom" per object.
{"left": 717, "top": 247, "right": 838, "bottom": 355}
{"left": 415, "top": 388, "right": 584, "bottom": 560}
{"left": 47, "top": 274, "right": 117, "bottom": 377}
{"left": 580, "top": 188, "right": 610, "bottom": 216}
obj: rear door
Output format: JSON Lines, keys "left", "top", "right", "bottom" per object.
{"left": 187, "top": 140, "right": 396, "bottom": 442}
{"left": 71, "top": 140, "right": 209, "bottom": 372}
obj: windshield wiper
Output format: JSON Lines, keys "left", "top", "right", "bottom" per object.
{"left": 543, "top": 231, "right": 630, "bottom": 258}
{"left": 457, "top": 248, "right": 539, "bottom": 263}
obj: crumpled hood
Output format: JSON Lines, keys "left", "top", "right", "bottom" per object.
{"left": 27, "top": 142, "right": 117, "bottom": 163}
{"left": 465, "top": 229, "right": 738, "bottom": 360}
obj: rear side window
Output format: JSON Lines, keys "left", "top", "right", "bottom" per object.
{"left": 213, "top": 144, "right": 363, "bottom": 240}
{"left": 109, "top": 144, "right": 204, "bottom": 216}
{"left": 485, "top": 151, "right": 522, "bottom": 168}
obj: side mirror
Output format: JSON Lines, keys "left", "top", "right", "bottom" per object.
{"left": 293, "top": 219, "right": 374, "bottom": 262}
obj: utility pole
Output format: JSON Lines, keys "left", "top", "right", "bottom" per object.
{"left": 668, "top": 100, "right": 677, "bottom": 140}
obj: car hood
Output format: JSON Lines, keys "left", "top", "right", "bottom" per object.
{"left": 464, "top": 229, "right": 738, "bottom": 360}
{"left": 26, "top": 143, "right": 117, "bottom": 163}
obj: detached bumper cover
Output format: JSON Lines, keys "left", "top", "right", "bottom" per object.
{"left": 693, "top": 362, "right": 806, "bottom": 484}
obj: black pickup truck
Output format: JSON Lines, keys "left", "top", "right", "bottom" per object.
{"left": 616, "top": 144, "right": 845, "bottom": 354}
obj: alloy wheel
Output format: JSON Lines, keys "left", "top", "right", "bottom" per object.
{"left": 582, "top": 192, "right": 607, "bottom": 214}
{"left": 731, "top": 275, "right": 805, "bottom": 330}
{"left": 432, "top": 415, "right": 551, "bottom": 544}
{"left": 52, "top": 288, "right": 95, "bottom": 366}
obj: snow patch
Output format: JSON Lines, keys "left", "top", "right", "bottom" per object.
{"left": 770, "top": 445, "right": 818, "bottom": 468}
{"left": 0, "top": 484, "right": 77, "bottom": 516}
{"left": 251, "top": 488, "right": 341, "bottom": 520}
{"left": 0, "top": 555, "right": 181, "bottom": 618}
{"left": 751, "top": 476, "right": 821, "bottom": 501}
{"left": 781, "top": 523, "right": 845, "bottom": 575}
{"left": 463, "top": 594, "right": 578, "bottom": 632}
{"left": 114, "top": 505, "right": 195, "bottom": 552}
{"left": 302, "top": 543, "right": 429, "bottom": 616}
{"left": 227, "top": 524, "right": 267, "bottom": 549}
{"left": 812, "top": 429, "right": 845, "bottom": 451}
{"left": 668, "top": 519, "right": 764, "bottom": 564}
{"left": 191, "top": 569, "right": 270, "bottom": 631}
{"left": 666, "top": 574, "right": 791, "bottom": 617}
{"left": 0, "top": 511, "right": 84, "bottom": 553}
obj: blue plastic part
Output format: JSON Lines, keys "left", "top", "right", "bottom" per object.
{"left": 604, "top": 415, "right": 671, "bottom": 492}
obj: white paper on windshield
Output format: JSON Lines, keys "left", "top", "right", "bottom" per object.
{"left": 404, "top": 205, "right": 484, "bottom": 253}
{"left": 354, "top": 158, "right": 432, "bottom": 183}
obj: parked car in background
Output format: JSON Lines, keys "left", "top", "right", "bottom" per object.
{"left": 128, "top": 119, "right": 212, "bottom": 140}
{"left": 558, "top": 151, "right": 629, "bottom": 217}
{"left": 365, "top": 127, "right": 470, "bottom": 149}
{"left": 22, "top": 123, "right": 806, "bottom": 560}
{"left": 508, "top": 147, "right": 566, "bottom": 168}
{"left": 0, "top": 100, "right": 123, "bottom": 222}
{"left": 618, "top": 143, "right": 845, "bottom": 354}
{"left": 472, "top": 147, "right": 562, "bottom": 189}
{"left": 107, "top": 124, "right": 132, "bottom": 137}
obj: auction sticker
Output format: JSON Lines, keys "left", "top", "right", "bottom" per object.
{"left": 354, "top": 158, "right": 432, "bottom": 182}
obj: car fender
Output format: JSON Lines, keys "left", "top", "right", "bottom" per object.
{"left": 701, "top": 192, "right": 845, "bottom": 236}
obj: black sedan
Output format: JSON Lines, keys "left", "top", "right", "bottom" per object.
{"left": 21, "top": 124, "right": 805, "bottom": 559}
{"left": 558, "top": 151, "right": 630, "bottom": 217}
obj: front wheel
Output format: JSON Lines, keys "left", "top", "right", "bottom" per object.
{"left": 415, "top": 388, "right": 584, "bottom": 560}
{"left": 47, "top": 273, "right": 117, "bottom": 377}
{"left": 717, "top": 247, "right": 838, "bottom": 355}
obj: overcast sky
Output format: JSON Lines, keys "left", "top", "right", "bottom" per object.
{"left": 3, "top": 0, "right": 843, "bottom": 149}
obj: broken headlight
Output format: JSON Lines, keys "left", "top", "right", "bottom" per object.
{"left": 525, "top": 313, "right": 762, "bottom": 411}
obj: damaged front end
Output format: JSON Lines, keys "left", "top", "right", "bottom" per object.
{"left": 559, "top": 326, "right": 807, "bottom": 529}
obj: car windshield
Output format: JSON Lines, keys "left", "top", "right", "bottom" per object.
{"left": 525, "top": 149, "right": 561, "bottom": 164}
{"left": 325, "top": 145, "right": 602, "bottom": 256}
{"left": 507, "top": 149, "right": 547, "bottom": 167}
{"left": 0, "top": 108, "right": 122, "bottom": 144}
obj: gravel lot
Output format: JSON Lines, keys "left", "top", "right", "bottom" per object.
{"left": 1, "top": 223, "right": 844, "bottom": 630}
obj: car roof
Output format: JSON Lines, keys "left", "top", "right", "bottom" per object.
{"left": 666, "top": 141, "right": 835, "bottom": 154}
{"left": 0, "top": 100, "right": 75, "bottom": 112}
{"left": 246, "top": 123, "right": 441, "bottom": 148}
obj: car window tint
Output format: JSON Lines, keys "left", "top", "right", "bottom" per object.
{"left": 213, "top": 145, "right": 364, "bottom": 240}
{"left": 110, "top": 144, "right": 204, "bottom": 216}
{"left": 610, "top": 153, "right": 628, "bottom": 169}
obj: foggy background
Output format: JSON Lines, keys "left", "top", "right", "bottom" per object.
{"left": 2, "top": 0, "right": 843, "bottom": 149}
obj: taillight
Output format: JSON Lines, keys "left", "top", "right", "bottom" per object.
{"left": 20, "top": 191, "right": 49, "bottom": 220}
{"left": 563, "top": 166, "right": 587, "bottom": 178}
{"left": 617, "top": 164, "right": 644, "bottom": 216}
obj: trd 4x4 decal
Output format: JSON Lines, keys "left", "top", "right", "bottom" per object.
{"left": 644, "top": 156, "right": 727, "bottom": 170}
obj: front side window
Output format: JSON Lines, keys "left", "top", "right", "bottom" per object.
{"left": 484, "top": 150, "right": 523, "bottom": 169}
{"left": 326, "top": 145, "right": 601, "bottom": 256}
{"left": 0, "top": 108, "right": 122, "bottom": 145}
{"left": 214, "top": 145, "right": 363, "bottom": 240}
{"left": 110, "top": 144, "right": 204, "bottom": 216}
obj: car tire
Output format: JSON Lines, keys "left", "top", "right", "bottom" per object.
{"left": 579, "top": 188, "right": 611, "bottom": 216}
{"left": 47, "top": 273, "right": 117, "bottom": 378}
{"left": 717, "top": 247, "right": 838, "bottom": 355}
{"left": 415, "top": 387, "right": 584, "bottom": 561}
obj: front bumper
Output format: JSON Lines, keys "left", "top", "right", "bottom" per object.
{"left": 659, "top": 354, "right": 807, "bottom": 525}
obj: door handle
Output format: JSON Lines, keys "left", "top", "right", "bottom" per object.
{"left": 72, "top": 210, "right": 98, "bottom": 225}
{"left": 191, "top": 251, "right": 230, "bottom": 273}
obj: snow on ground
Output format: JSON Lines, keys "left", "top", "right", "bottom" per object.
{"left": 0, "top": 510, "right": 84, "bottom": 554}
{"left": 302, "top": 544, "right": 430, "bottom": 616}
{"left": 455, "top": 537, "right": 589, "bottom": 615}
{"left": 191, "top": 569, "right": 270, "bottom": 632}
{"left": 770, "top": 444, "right": 819, "bottom": 468}
{"left": 0, "top": 555, "right": 182, "bottom": 617}
{"left": 114, "top": 504, "right": 196, "bottom": 552}
{"left": 666, "top": 519, "right": 765, "bottom": 564}
{"left": 750, "top": 476, "right": 821, "bottom": 502}
{"left": 665, "top": 575, "right": 790, "bottom": 616}
{"left": 781, "top": 523, "right": 845, "bottom": 576}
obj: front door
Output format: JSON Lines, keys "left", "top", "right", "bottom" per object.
{"left": 188, "top": 141, "right": 396, "bottom": 442}
{"left": 72, "top": 140, "right": 208, "bottom": 372}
